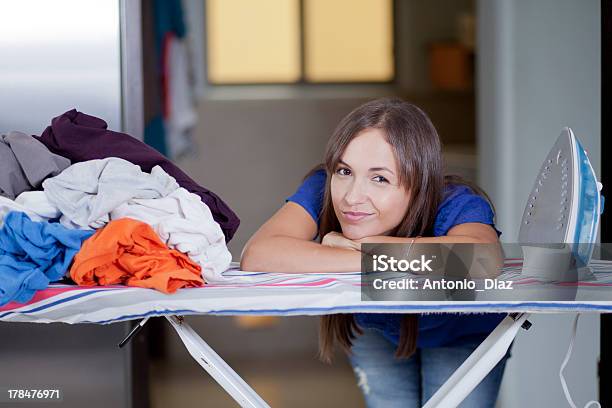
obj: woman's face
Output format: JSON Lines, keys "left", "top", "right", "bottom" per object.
{"left": 331, "top": 128, "right": 411, "bottom": 240}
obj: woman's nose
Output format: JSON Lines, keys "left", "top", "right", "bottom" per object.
{"left": 344, "top": 179, "right": 368, "bottom": 205}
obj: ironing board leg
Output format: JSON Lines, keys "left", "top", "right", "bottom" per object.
{"left": 165, "top": 315, "right": 271, "bottom": 408}
{"left": 422, "top": 313, "right": 529, "bottom": 408}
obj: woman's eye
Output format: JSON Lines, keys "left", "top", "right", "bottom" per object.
{"left": 336, "top": 167, "right": 351, "bottom": 176}
{"left": 373, "top": 175, "right": 389, "bottom": 184}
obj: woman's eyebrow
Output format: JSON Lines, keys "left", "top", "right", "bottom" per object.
{"left": 369, "top": 166, "right": 395, "bottom": 175}
{"left": 338, "top": 159, "right": 352, "bottom": 168}
{"left": 338, "top": 160, "right": 395, "bottom": 175}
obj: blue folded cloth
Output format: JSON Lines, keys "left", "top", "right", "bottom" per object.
{"left": 0, "top": 211, "right": 94, "bottom": 306}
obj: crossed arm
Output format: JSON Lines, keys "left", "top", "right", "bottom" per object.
{"left": 240, "top": 202, "right": 502, "bottom": 274}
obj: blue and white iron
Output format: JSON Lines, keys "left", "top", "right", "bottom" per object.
{"left": 425, "top": 128, "right": 603, "bottom": 408}
{"left": 519, "top": 127, "right": 604, "bottom": 280}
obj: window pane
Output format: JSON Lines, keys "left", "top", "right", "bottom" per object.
{"left": 304, "top": 0, "right": 394, "bottom": 82}
{"left": 206, "top": 0, "right": 300, "bottom": 83}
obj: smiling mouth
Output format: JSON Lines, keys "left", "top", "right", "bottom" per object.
{"left": 341, "top": 211, "right": 373, "bottom": 222}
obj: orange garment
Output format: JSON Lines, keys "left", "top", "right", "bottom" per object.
{"left": 70, "top": 218, "right": 203, "bottom": 293}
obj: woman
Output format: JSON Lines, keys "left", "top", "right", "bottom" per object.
{"left": 241, "top": 97, "right": 509, "bottom": 407}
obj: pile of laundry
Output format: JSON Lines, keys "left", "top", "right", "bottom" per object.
{"left": 0, "top": 109, "right": 240, "bottom": 307}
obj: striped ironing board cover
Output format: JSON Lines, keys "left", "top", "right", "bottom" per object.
{"left": 2, "top": 260, "right": 612, "bottom": 324}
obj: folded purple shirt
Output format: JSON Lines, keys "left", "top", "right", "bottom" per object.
{"left": 33, "top": 109, "right": 239, "bottom": 242}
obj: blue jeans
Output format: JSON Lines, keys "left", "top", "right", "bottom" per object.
{"left": 348, "top": 328, "right": 510, "bottom": 408}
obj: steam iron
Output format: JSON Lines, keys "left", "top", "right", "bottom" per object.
{"left": 518, "top": 127, "right": 604, "bottom": 281}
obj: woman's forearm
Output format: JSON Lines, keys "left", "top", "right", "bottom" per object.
{"left": 241, "top": 230, "right": 502, "bottom": 276}
{"left": 240, "top": 235, "right": 362, "bottom": 273}
{"left": 357, "top": 235, "right": 492, "bottom": 244}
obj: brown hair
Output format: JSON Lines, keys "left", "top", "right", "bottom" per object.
{"left": 315, "top": 97, "right": 495, "bottom": 363}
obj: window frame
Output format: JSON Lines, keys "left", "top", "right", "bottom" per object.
{"left": 202, "top": 0, "right": 398, "bottom": 87}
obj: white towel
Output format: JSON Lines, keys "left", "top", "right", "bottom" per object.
{"left": 42, "top": 158, "right": 179, "bottom": 229}
{"left": 0, "top": 194, "right": 50, "bottom": 227}
{"left": 15, "top": 191, "right": 62, "bottom": 220}
{"left": 111, "top": 188, "right": 232, "bottom": 282}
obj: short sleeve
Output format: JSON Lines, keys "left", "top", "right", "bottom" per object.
{"left": 286, "top": 169, "right": 326, "bottom": 224}
{"left": 433, "top": 185, "right": 501, "bottom": 237}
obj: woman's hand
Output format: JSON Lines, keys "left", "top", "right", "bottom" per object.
{"left": 321, "top": 232, "right": 361, "bottom": 251}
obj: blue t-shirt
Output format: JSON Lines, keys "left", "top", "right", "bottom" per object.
{"left": 287, "top": 169, "right": 505, "bottom": 348}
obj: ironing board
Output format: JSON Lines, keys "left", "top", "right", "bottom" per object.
{"left": 2, "top": 259, "right": 612, "bottom": 408}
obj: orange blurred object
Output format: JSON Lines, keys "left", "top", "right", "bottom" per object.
{"left": 70, "top": 218, "right": 203, "bottom": 293}
{"left": 429, "top": 42, "right": 473, "bottom": 91}
{"left": 234, "top": 316, "right": 280, "bottom": 329}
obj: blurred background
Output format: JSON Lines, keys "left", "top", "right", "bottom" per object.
{"left": 0, "top": 0, "right": 603, "bottom": 407}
